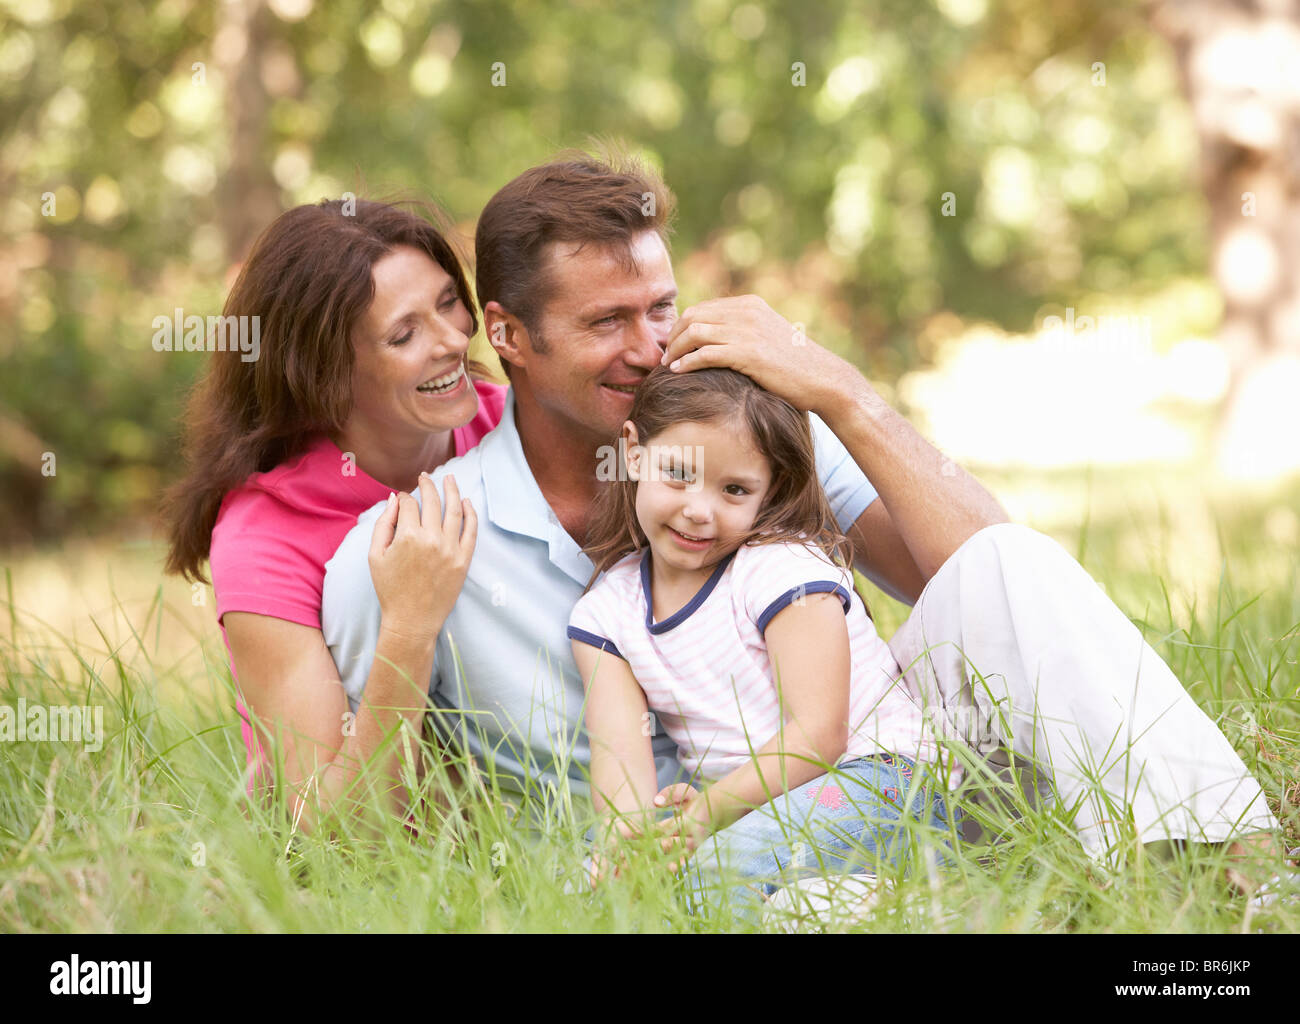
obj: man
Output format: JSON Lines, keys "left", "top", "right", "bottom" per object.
{"left": 322, "top": 152, "right": 1279, "bottom": 886}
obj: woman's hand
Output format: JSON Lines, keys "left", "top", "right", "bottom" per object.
{"left": 368, "top": 472, "right": 477, "bottom": 641}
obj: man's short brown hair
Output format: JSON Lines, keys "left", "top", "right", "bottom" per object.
{"left": 474, "top": 148, "right": 676, "bottom": 372}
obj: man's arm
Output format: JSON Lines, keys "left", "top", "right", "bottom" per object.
{"left": 662, "top": 295, "right": 1009, "bottom": 603}
{"left": 834, "top": 379, "right": 1009, "bottom": 603}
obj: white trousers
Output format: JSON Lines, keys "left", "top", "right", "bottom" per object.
{"left": 886, "top": 524, "right": 1279, "bottom": 860}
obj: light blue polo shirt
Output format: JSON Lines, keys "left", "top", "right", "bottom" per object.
{"left": 321, "top": 390, "right": 878, "bottom": 805}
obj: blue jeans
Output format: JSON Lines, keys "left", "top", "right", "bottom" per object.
{"left": 683, "top": 754, "right": 956, "bottom": 916}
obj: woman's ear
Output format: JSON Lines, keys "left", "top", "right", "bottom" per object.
{"left": 621, "top": 421, "right": 642, "bottom": 481}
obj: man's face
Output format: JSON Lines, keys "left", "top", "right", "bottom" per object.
{"left": 519, "top": 230, "right": 678, "bottom": 445}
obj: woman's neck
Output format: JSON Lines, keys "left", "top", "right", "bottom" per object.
{"left": 329, "top": 422, "right": 455, "bottom": 494}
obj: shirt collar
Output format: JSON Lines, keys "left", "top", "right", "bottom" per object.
{"left": 641, "top": 548, "right": 738, "bottom": 635}
{"left": 480, "top": 390, "right": 594, "bottom": 586}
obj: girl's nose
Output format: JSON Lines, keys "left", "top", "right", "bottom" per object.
{"left": 682, "top": 500, "right": 712, "bottom": 523}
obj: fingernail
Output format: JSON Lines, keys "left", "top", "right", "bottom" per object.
{"left": 669, "top": 360, "right": 681, "bottom": 372}
{"left": 387, "top": 492, "right": 396, "bottom": 506}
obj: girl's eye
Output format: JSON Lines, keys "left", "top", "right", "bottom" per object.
{"left": 724, "top": 484, "right": 748, "bottom": 496}
{"left": 664, "top": 463, "right": 693, "bottom": 483}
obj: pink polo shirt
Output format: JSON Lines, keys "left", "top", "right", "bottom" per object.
{"left": 210, "top": 378, "right": 507, "bottom": 782}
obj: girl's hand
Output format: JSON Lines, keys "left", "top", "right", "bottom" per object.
{"left": 368, "top": 473, "right": 477, "bottom": 640}
{"left": 588, "top": 813, "right": 644, "bottom": 889}
{"left": 652, "top": 782, "right": 699, "bottom": 811}
{"left": 657, "top": 788, "right": 714, "bottom": 872}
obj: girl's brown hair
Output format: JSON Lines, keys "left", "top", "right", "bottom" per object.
{"left": 583, "top": 366, "right": 865, "bottom": 613}
{"left": 163, "top": 197, "right": 488, "bottom": 583}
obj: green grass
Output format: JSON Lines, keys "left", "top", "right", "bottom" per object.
{"left": 1, "top": 470, "right": 1297, "bottom": 933}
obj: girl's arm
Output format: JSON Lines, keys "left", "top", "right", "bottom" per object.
{"left": 660, "top": 592, "right": 852, "bottom": 856}
{"left": 573, "top": 640, "right": 660, "bottom": 846}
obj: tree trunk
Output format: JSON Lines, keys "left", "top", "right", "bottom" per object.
{"left": 217, "top": 0, "right": 282, "bottom": 264}
{"left": 1151, "top": 0, "right": 1300, "bottom": 482}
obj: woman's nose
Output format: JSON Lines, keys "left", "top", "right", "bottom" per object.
{"left": 430, "top": 312, "right": 469, "bottom": 350}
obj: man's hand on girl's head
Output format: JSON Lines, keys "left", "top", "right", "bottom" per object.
{"left": 660, "top": 294, "right": 865, "bottom": 420}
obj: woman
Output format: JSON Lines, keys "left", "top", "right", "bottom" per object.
{"left": 164, "top": 198, "right": 505, "bottom": 828}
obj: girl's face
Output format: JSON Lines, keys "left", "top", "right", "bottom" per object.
{"left": 623, "top": 416, "right": 773, "bottom": 583}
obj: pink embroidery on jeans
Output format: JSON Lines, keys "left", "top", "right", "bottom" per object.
{"left": 805, "top": 784, "right": 845, "bottom": 810}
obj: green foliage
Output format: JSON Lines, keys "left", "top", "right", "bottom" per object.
{"left": 1, "top": 0, "right": 1209, "bottom": 538}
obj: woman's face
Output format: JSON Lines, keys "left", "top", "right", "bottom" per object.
{"left": 346, "top": 244, "right": 478, "bottom": 442}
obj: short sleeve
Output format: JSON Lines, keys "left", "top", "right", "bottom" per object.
{"left": 567, "top": 583, "right": 627, "bottom": 662}
{"left": 810, "top": 412, "right": 878, "bottom": 533}
{"left": 735, "top": 543, "right": 853, "bottom": 635}
{"left": 212, "top": 490, "right": 324, "bottom": 629}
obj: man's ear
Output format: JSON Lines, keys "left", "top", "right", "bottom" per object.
{"left": 484, "top": 301, "right": 528, "bottom": 373}
{"left": 621, "top": 421, "right": 642, "bottom": 481}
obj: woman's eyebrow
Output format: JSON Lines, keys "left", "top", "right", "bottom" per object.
{"left": 378, "top": 283, "right": 457, "bottom": 333}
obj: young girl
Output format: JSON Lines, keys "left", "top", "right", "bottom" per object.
{"left": 568, "top": 366, "right": 953, "bottom": 911}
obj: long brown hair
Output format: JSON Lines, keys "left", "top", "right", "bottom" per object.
{"left": 163, "top": 197, "right": 486, "bottom": 583}
{"left": 583, "top": 367, "right": 863, "bottom": 612}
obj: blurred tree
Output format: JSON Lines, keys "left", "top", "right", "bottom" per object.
{"left": 1151, "top": 0, "right": 1300, "bottom": 480}
{"left": 0, "top": 0, "right": 1276, "bottom": 544}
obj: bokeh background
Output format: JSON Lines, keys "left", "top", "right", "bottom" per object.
{"left": 2, "top": 0, "right": 1298, "bottom": 670}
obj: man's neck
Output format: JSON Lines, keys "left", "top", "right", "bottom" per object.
{"left": 512, "top": 390, "right": 603, "bottom": 542}
{"left": 330, "top": 422, "right": 454, "bottom": 495}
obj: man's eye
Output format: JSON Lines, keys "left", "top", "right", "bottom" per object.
{"left": 594, "top": 315, "right": 617, "bottom": 327}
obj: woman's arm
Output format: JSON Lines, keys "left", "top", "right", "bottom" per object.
{"left": 226, "top": 473, "right": 475, "bottom": 832}
{"left": 659, "top": 592, "right": 852, "bottom": 858}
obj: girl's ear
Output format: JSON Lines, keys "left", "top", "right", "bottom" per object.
{"left": 621, "top": 421, "right": 642, "bottom": 481}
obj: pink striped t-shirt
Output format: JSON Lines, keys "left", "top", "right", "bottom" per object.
{"left": 569, "top": 541, "right": 933, "bottom": 782}
{"left": 210, "top": 378, "right": 508, "bottom": 780}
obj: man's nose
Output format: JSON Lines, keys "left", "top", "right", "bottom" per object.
{"left": 625, "top": 313, "right": 667, "bottom": 368}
